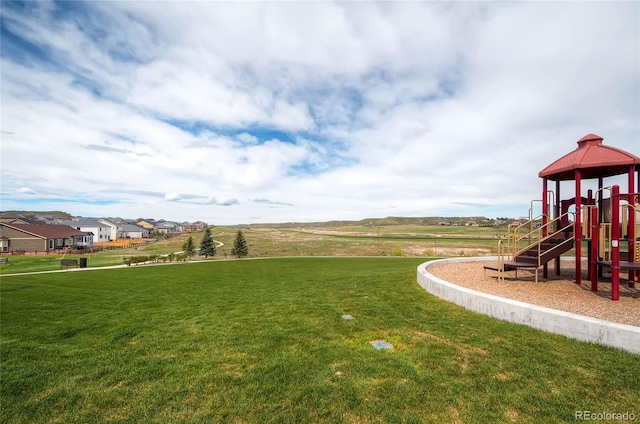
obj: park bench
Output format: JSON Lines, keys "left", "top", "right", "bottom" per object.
{"left": 0, "top": 257, "right": 8, "bottom": 265}
{"left": 61, "top": 258, "right": 79, "bottom": 269}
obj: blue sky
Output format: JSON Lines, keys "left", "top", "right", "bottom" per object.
{"left": 1, "top": 1, "right": 638, "bottom": 225}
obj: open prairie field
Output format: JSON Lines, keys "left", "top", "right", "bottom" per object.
{"left": 0, "top": 221, "right": 505, "bottom": 274}
{"left": 2, "top": 258, "right": 638, "bottom": 423}
{"left": 229, "top": 226, "right": 499, "bottom": 258}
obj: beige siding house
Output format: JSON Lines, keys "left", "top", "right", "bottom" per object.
{"left": 0, "top": 223, "right": 93, "bottom": 253}
{"left": 136, "top": 220, "right": 157, "bottom": 232}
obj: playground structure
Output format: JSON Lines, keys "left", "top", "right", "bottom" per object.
{"left": 495, "top": 134, "right": 640, "bottom": 301}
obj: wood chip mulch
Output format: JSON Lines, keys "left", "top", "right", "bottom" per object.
{"left": 427, "top": 260, "right": 640, "bottom": 327}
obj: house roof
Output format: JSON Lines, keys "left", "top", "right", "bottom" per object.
{"left": 122, "top": 224, "right": 148, "bottom": 232}
{"left": 157, "top": 222, "right": 178, "bottom": 229}
{"left": 0, "top": 213, "right": 47, "bottom": 224}
{"left": 0, "top": 218, "right": 30, "bottom": 224}
{"left": 60, "top": 219, "right": 111, "bottom": 228}
{"left": 98, "top": 219, "right": 118, "bottom": 227}
{"left": 1, "top": 224, "right": 90, "bottom": 239}
{"left": 538, "top": 134, "right": 640, "bottom": 181}
{"left": 136, "top": 219, "right": 157, "bottom": 227}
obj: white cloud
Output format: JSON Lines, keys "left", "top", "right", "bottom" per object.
{"left": 237, "top": 133, "right": 259, "bottom": 145}
{"left": 164, "top": 192, "right": 182, "bottom": 202}
{"left": 1, "top": 1, "right": 637, "bottom": 224}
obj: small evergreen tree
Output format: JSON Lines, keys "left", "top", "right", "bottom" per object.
{"left": 200, "top": 227, "right": 216, "bottom": 258}
{"left": 151, "top": 229, "right": 165, "bottom": 240}
{"left": 182, "top": 236, "right": 195, "bottom": 258}
{"left": 231, "top": 230, "right": 248, "bottom": 258}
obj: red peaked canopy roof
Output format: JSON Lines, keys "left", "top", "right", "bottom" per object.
{"left": 538, "top": 134, "right": 640, "bottom": 181}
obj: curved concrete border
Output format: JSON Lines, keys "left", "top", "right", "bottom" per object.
{"left": 417, "top": 256, "right": 640, "bottom": 355}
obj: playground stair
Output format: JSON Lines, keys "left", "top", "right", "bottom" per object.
{"left": 490, "top": 213, "right": 577, "bottom": 282}
{"left": 512, "top": 234, "right": 574, "bottom": 267}
{"left": 490, "top": 226, "right": 575, "bottom": 282}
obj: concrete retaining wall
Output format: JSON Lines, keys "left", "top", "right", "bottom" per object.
{"left": 417, "top": 257, "right": 640, "bottom": 355}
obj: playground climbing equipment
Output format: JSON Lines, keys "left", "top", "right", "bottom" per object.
{"left": 497, "top": 211, "right": 575, "bottom": 283}
{"left": 497, "top": 185, "right": 639, "bottom": 300}
{"left": 494, "top": 134, "right": 639, "bottom": 300}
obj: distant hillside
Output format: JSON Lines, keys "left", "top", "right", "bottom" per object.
{"left": 1, "top": 210, "right": 74, "bottom": 219}
{"left": 1, "top": 211, "right": 503, "bottom": 228}
{"left": 247, "top": 216, "right": 496, "bottom": 229}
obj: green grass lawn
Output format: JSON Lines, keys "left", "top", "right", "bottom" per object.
{"left": 1, "top": 258, "right": 638, "bottom": 423}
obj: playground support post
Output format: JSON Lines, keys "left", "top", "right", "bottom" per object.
{"left": 584, "top": 190, "right": 593, "bottom": 281}
{"left": 611, "top": 185, "right": 620, "bottom": 301}
{"left": 542, "top": 178, "right": 549, "bottom": 279}
{"left": 590, "top": 205, "right": 598, "bottom": 292}
{"left": 574, "top": 169, "right": 582, "bottom": 286}
{"left": 555, "top": 180, "right": 561, "bottom": 276}
{"left": 628, "top": 164, "right": 636, "bottom": 288}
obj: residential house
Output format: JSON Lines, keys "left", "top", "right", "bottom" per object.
{"left": 0, "top": 235, "right": 9, "bottom": 252}
{"left": 182, "top": 221, "right": 207, "bottom": 232}
{"left": 118, "top": 224, "right": 150, "bottom": 239}
{"left": 98, "top": 219, "right": 119, "bottom": 241}
{"left": 0, "top": 223, "right": 93, "bottom": 253}
{"left": 156, "top": 221, "right": 183, "bottom": 235}
{"left": 136, "top": 219, "right": 158, "bottom": 233}
{"left": 60, "top": 219, "right": 113, "bottom": 242}
{"left": 35, "top": 215, "right": 65, "bottom": 224}
{"left": 0, "top": 215, "right": 31, "bottom": 225}
{"left": 0, "top": 213, "right": 47, "bottom": 225}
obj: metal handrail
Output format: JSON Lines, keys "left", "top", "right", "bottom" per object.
{"left": 510, "top": 211, "right": 575, "bottom": 264}
{"left": 599, "top": 223, "right": 611, "bottom": 261}
{"left": 621, "top": 202, "right": 640, "bottom": 239}
{"left": 496, "top": 210, "right": 577, "bottom": 280}
{"left": 582, "top": 204, "right": 597, "bottom": 239}
{"left": 598, "top": 201, "right": 639, "bottom": 262}
{"left": 497, "top": 239, "right": 505, "bottom": 283}
{"left": 505, "top": 214, "right": 547, "bottom": 256}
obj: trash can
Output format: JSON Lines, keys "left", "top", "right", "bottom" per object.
{"left": 79, "top": 257, "right": 88, "bottom": 268}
